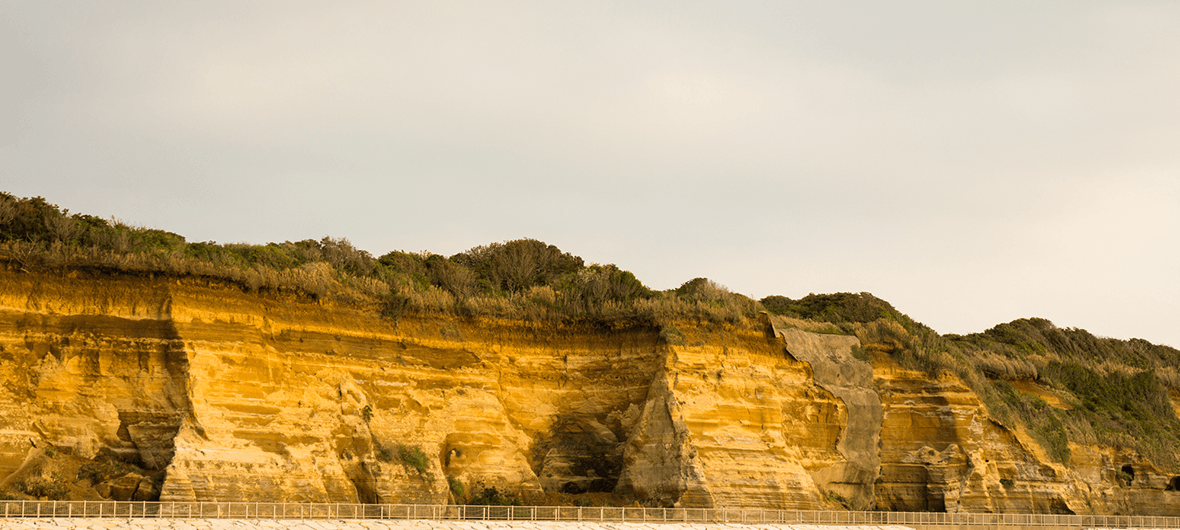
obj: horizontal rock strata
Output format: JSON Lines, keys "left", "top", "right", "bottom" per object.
{"left": 1, "top": 266, "right": 1178, "bottom": 514}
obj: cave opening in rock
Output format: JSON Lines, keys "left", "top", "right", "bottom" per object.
{"left": 1167, "top": 477, "right": 1180, "bottom": 491}
{"left": 1122, "top": 465, "right": 1135, "bottom": 482}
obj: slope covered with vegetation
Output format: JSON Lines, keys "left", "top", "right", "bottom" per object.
{"left": 763, "top": 292, "right": 1180, "bottom": 472}
{"left": 4, "top": 191, "right": 1179, "bottom": 473}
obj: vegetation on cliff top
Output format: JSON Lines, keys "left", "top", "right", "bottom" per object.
{"left": 0, "top": 192, "right": 757, "bottom": 325}
{"left": 5, "top": 191, "right": 1179, "bottom": 473}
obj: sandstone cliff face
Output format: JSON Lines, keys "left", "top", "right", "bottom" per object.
{"left": 873, "top": 354, "right": 1079, "bottom": 514}
{"left": 0, "top": 270, "right": 186, "bottom": 485}
{"left": 872, "top": 354, "right": 1180, "bottom": 515}
{"left": 0, "top": 267, "right": 846, "bottom": 507}
{"left": 617, "top": 319, "right": 848, "bottom": 510}
{"left": 1, "top": 266, "right": 1177, "bottom": 514}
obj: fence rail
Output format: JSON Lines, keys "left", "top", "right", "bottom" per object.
{"left": 0, "top": 501, "right": 1179, "bottom": 527}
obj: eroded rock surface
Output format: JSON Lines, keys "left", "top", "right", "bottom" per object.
{"left": 1, "top": 268, "right": 845, "bottom": 506}
{"left": 778, "top": 327, "right": 881, "bottom": 509}
{"left": 1, "top": 267, "right": 1178, "bottom": 514}
{"left": 873, "top": 353, "right": 1180, "bottom": 515}
{"left": 618, "top": 319, "right": 848, "bottom": 509}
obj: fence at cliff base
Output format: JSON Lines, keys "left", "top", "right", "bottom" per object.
{"left": 0, "top": 500, "right": 1179, "bottom": 528}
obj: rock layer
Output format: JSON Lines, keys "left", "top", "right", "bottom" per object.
{"left": 0, "top": 268, "right": 844, "bottom": 507}
{"left": 872, "top": 353, "right": 1180, "bottom": 515}
{"left": 1, "top": 266, "right": 1178, "bottom": 514}
{"left": 618, "top": 319, "right": 847, "bottom": 509}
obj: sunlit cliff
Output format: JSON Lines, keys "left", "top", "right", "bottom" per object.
{"left": 1, "top": 191, "right": 1178, "bottom": 514}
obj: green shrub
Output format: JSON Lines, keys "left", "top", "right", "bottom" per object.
{"left": 760, "top": 292, "right": 894, "bottom": 326}
{"left": 821, "top": 489, "right": 851, "bottom": 510}
{"left": 381, "top": 293, "right": 412, "bottom": 320}
{"left": 398, "top": 445, "right": 430, "bottom": 474}
{"left": 16, "top": 476, "right": 69, "bottom": 500}
{"left": 467, "top": 485, "right": 523, "bottom": 506}
{"left": 448, "top": 475, "right": 465, "bottom": 499}
{"left": 425, "top": 254, "right": 478, "bottom": 298}
{"left": 451, "top": 239, "right": 584, "bottom": 294}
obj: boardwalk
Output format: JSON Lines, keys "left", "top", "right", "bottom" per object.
{"left": 2, "top": 502, "right": 1179, "bottom": 529}
{"left": 0, "top": 521, "right": 913, "bottom": 530}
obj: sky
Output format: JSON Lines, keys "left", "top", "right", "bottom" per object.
{"left": 2, "top": 2, "right": 1178, "bottom": 348}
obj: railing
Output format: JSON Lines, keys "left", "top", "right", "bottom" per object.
{"left": 0, "top": 501, "right": 1179, "bottom": 527}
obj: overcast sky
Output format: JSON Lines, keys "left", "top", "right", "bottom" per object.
{"left": 3, "top": 2, "right": 1178, "bottom": 347}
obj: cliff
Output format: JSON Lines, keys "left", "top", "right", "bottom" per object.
{"left": 0, "top": 265, "right": 1177, "bottom": 514}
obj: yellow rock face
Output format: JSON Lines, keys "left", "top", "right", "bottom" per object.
{"left": 617, "top": 319, "right": 847, "bottom": 509}
{"left": 0, "top": 270, "right": 187, "bottom": 483}
{"left": 4, "top": 268, "right": 836, "bottom": 505}
{"left": 873, "top": 354, "right": 1180, "bottom": 515}
{"left": 1, "top": 266, "right": 1178, "bottom": 514}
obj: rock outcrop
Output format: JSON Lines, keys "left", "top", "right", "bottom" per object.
{"left": 777, "top": 327, "right": 881, "bottom": 509}
{"left": 617, "top": 318, "right": 847, "bottom": 509}
{"left": 873, "top": 353, "right": 1180, "bottom": 515}
{"left": 0, "top": 267, "right": 844, "bottom": 507}
{"left": 1, "top": 265, "right": 1178, "bottom": 514}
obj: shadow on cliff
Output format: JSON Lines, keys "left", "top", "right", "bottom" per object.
{"left": 0, "top": 288, "right": 192, "bottom": 502}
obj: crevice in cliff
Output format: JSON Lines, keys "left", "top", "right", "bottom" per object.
{"left": 485, "top": 322, "right": 663, "bottom": 501}
{"left": 121, "top": 285, "right": 194, "bottom": 501}
{"left": 0, "top": 270, "right": 198, "bottom": 501}
{"left": 533, "top": 414, "right": 624, "bottom": 495}
{"left": 344, "top": 460, "right": 379, "bottom": 504}
{"left": 154, "top": 313, "right": 194, "bottom": 477}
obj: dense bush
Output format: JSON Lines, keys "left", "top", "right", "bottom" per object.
{"left": 448, "top": 475, "right": 465, "bottom": 499}
{"left": 760, "top": 292, "right": 896, "bottom": 326}
{"left": 466, "top": 485, "right": 523, "bottom": 506}
{"left": 398, "top": 445, "right": 430, "bottom": 475}
{"left": 0, "top": 193, "right": 189, "bottom": 258}
{"left": 1038, "top": 362, "right": 1180, "bottom": 464}
{"left": 16, "top": 475, "right": 69, "bottom": 500}
{"left": 451, "top": 238, "right": 584, "bottom": 294}
{"left": 990, "top": 380, "right": 1071, "bottom": 464}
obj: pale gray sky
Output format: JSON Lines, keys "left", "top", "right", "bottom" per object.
{"left": 3, "top": 1, "right": 1178, "bottom": 347}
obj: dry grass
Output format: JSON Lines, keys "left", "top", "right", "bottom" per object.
{"left": 850, "top": 319, "right": 913, "bottom": 355}
{"left": 767, "top": 314, "right": 844, "bottom": 335}
{"left": 0, "top": 240, "right": 384, "bottom": 305}
{"left": 973, "top": 350, "right": 1040, "bottom": 381}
